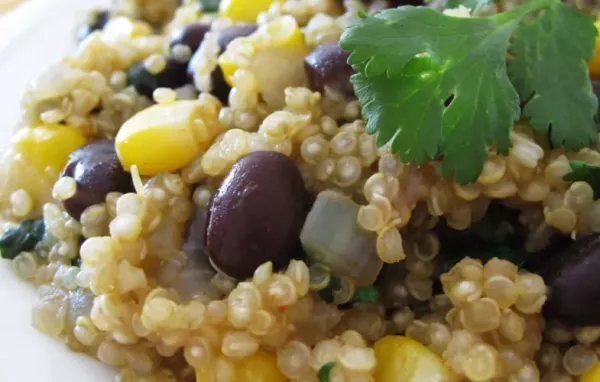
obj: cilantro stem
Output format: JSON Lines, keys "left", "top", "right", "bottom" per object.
{"left": 493, "top": 0, "right": 557, "bottom": 24}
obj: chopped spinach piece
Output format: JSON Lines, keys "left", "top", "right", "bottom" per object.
{"left": 0, "top": 218, "right": 45, "bottom": 260}
{"left": 318, "top": 362, "right": 336, "bottom": 382}
{"left": 199, "top": 0, "right": 220, "bottom": 12}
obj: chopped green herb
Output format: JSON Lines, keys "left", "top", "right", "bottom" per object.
{"left": 564, "top": 160, "right": 600, "bottom": 199}
{"left": 352, "top": 286, "right": 380, "bottom": 304}
{"left": 318, "top": 362, "right": 336, "bottom": 382}
{"left": 71, "top": 256, "right": 82, "bottom": 267}
{"left": 340, "top": 0, "right": 597, "bottom": 184}
{"left": 199, "top": 0, "right": 220, "bottom": 13}
{"left": 436, "top": 203, "right": 530, "bottom": 273}
{"left": 0, "top": 218, "right": 45, "bottom": 260}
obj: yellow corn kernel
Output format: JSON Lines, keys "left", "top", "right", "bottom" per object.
{"left": 219, "top": 49, "right": 243, "bottom": 88}
{"left": 12, "top": 123, "right": 87, "bottom": 176}
{"left": 196, "top": 351, "right": 286, "bottom": 382}
{"left": 374, "top": 336, "right": 458, "bottom": 382}
{"left": 581, "top": 362, "right": 600, "bottom": 382}
{"left": 219, "top": 15, "right": 308, "bottom": 107}
{"left": 116, "top": 100, "right": 218, "bottom": 176}
{"left": 219, "top": 15, "right": 305, "bottom": 86}
{"left": 589, "top": 21, "right": 600, "bottom": 77}
{"left": 102, "top": 16, "right": 153, "bottom": 43}
{"left": 219, "top": 0, "right": 282, "bottom": 23}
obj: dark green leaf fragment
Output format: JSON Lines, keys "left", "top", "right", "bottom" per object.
{"left": 0, "top": 218, "right": 45, "bottom": 260}
{"left": 318, "top": 362, "right": 336, "bottom": 382}
{"left": 564, "top": 160, "right": 600, "bottom": 199}
{"left": 508, "top": 2, "right": 598, "bottom": 151}
{"left": 436, "top": 203, "right": 529, "bottom": 274}
{"left": 352, "top": 286, "right": 380, "bottom": 304}
{"left": 199, "top": 0, "right": 220, "bottom": 13}
{"left": 318, "top": 288, "right": 335, "bottom": 304}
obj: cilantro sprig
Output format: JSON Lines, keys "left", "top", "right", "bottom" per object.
{"left": 340, "top": 0, "right": 597, "bottom": 184}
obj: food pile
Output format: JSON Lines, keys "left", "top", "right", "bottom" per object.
{"left": 2, "top": 0, "right": 600, "bottom": 381}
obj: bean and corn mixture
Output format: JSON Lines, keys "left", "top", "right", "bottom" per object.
{"left": 4, "top": 0, "right": 600, "bottom": 381}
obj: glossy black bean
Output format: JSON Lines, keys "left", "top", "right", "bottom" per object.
{"left": 205, "top": 151, "right": 310, "bottom": 279}
{"left": 170, "top": 23, "right": 212, "bottom": 53}
{"left": 535, "top": 235, "right": 600, "bottom": 326}
{"left": 187, "top": 24, "right": 258, "bottom": 104}
{"left": 127, "top": 57, "right": 189, "bottom": 98}
{"left": 386, "top": 0, "right": 424, "bottom": 6}
{"left": 217, "top": 24, "right": 259, "bottom": 50}
{"left": 61, "top": 140, "right": 135, "bottom": 220}
{"left": 77, "top": 9, "right": 110, "bottom": 43}
{"left": 305, "top": 42, "right": 355, "bottom": 98}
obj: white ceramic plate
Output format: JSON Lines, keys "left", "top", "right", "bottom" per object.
{"left": 0, "top": 0, "right": 115, "bottom": 381}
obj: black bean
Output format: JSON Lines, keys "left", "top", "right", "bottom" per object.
{"left": 170, "top": 23, "right": 212, "bottom": 53}
{"left": 386, "top": 0, "right": 424, "bottom": 6}
{"left": 305, "top": 42, "right": 355, "bottom": 98}
{"left": 127, "top": 57, "right": 189, "bottom": 98}
{"left": 60, "top": 140, "right": 135, "bottom": 220}
{"left": 187, "top": 24, "right": 258, "bottom": 104}
{"left": 592, "top": 79, "right": 600, "bottom": 132}
{"left": 77, "top": 9, "right": 110, "bottom": 43}
{"left": 205, "top": 151, "right": 310, "bottom": 279}
{"left": 209, "top": 66, "right": 232, "bottom": 105}
{"left": 535, "top": 235, "right": 600, "bottom": 326}
{"left": 217, "top": 24, "right": 259, "bottom": 50}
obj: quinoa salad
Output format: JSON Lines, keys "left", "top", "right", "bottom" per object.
{"left": 4, "top": 0, "right": 600, "bottom": 381}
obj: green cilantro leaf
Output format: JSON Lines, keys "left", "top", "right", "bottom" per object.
{"left": 0, "top": 218, "right": 45, "bottom": 260}
{"left": 318, "top": 362, "right": 336, "bottom": 382}
{"left": 199, "top": 0, "right": 220, "bottom": 13}
{"left": 563, "top": 160, "right": 600, "bottom": 199}
{"left": 341, "top": 5, "right": 530, "bottom": 183}
{"left": 508, "top": 3, "right": 598, "bottom": 150}
{"left": 340, "top": 0, "right": 598, "bottom": 184}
